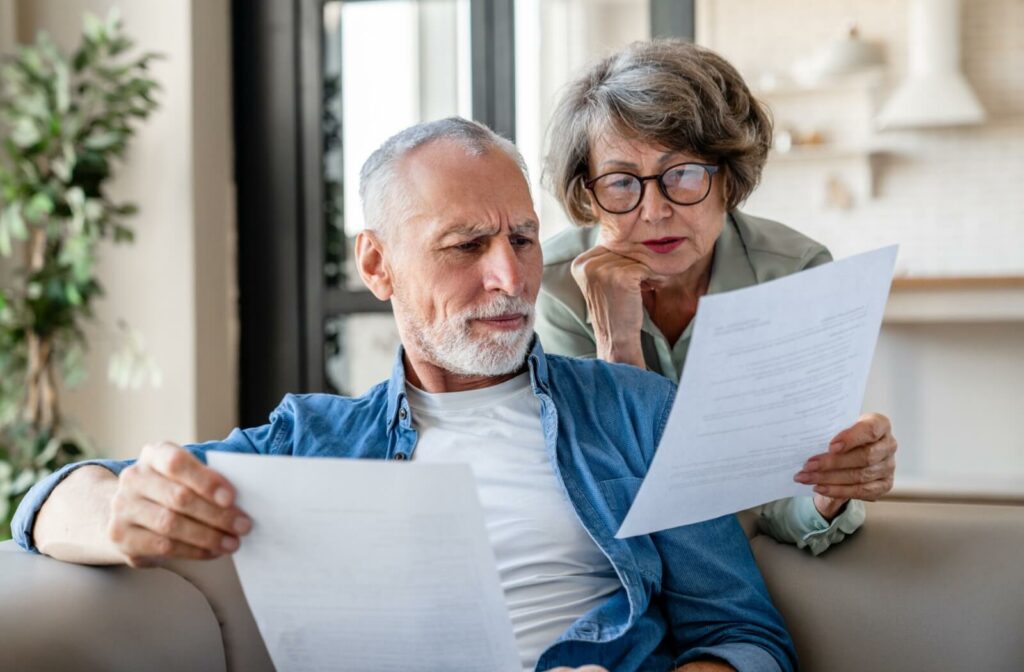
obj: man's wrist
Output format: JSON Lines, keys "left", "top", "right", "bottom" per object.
{"left": 34, "top": 465, "right": 121, "bottom": 563}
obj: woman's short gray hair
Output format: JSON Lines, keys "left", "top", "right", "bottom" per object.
{"left": 359, "top": 117, "right": 529, "bottom": 238}
{"left": 544, "top": 39, "right": 773, "bottom": 225}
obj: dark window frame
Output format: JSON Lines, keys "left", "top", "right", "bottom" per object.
{"left": 232, "top": 0, "right": 519, "bottom": 425}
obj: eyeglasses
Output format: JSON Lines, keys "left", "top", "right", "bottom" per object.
{"left": 584, "top": 162, "right": 720, "bottom": 214}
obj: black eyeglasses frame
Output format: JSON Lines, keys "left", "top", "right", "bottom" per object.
{"left": 584, "top": 162, "right": 720, "bottom": 214}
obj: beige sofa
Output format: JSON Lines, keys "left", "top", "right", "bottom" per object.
{"left": 2, "top": 499, "right": 1022, "bottom": 671}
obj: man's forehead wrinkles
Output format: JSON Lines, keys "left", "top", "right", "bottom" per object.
{"left": 435, "top": 215, "right": 537, "bottom": 240}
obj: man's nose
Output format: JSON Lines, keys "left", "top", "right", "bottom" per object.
{"left": 482, "top": 239, "right": 525, "bottom": 296}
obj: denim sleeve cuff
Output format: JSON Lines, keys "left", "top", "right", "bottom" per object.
{"left": 675, "top": 642, "right": 784, "bottom": 672}
{"left": 11, "top": 459, "right": 133, "bottom": 554}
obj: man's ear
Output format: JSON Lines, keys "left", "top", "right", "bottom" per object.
{"left": 354, "top": 230, "right": 393, "bottom": 301}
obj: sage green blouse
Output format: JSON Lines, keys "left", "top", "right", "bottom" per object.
{"left": 536, "top": 210, "right": 866, "bottom": 555}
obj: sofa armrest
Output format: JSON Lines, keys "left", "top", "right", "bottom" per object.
{"left": 0, "top": 540, "right": 226, "bottom": 672}
{"left": 162, "top": 555, "right": 274, "bottom": 671}
{"left": 751, "top": 500, "right": 1024, "bottom": 671}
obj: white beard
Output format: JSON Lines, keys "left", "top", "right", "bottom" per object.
{"left": 403, "top": 294, "right": 535, "bottom": 377}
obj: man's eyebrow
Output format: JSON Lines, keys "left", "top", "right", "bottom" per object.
{"left": 511, "top": 220, "right": 539, "bottom": 235}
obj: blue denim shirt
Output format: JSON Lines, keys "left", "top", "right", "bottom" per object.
{"left": 14, "top": 339, "right": 796, "bottom": 672}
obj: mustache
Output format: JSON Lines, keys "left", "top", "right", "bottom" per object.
{"left": 461, "top": 295, "right": 534, "bottom": 321}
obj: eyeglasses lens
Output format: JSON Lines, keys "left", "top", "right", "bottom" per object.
{"left": 661, "top": 164, "right": 709, "bottom": 204}
{"left": 593, "top": 174, "right": 642, "bottom": 213}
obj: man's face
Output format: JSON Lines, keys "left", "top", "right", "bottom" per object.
{"left": 373, "top": 140, "right": 542, "bottom": 378}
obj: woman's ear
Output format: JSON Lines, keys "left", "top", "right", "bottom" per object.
{"left": 354, "top": 230, "right": 393, "bottom": 301}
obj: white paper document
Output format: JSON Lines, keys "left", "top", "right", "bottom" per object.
{"left": 207, "top": 453, "right": 521, "bottom": 672}
{"left": 617, "top": 245, "right": 898, "bottom": 538}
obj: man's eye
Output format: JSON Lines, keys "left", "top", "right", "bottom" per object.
{"left": 511, "top": 235, "right": 534, "bottom": 248}
{"left": 453, "top": 240, "right": 482, "bottom": 252}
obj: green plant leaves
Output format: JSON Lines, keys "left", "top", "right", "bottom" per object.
{"left": 23, "top": 193, "right": 53, "bottom": 222}
{"left": 1, "top": 9, "right": 159, "bottom": 521}
{"left": 10, "top": 118, "right": 41, "bottom": 148}
{"left": 83, "top": 13, "right": 104, "bottom": 44}
{"left": 83, "top": 130, "right": 121, "bottom": 151}
{"left": 0, "top": 204, "right": 26, "bottom": 256}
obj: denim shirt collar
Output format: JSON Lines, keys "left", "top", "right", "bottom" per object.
{"left": 385, "top": 336, "right": 551, "bottom": 432}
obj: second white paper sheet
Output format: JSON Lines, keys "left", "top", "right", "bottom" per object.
{"left": 617, "top": 245, "right": 898, "bottom": 538}
{"left": 207, "top": 452, "right": 522, "bottom": 672}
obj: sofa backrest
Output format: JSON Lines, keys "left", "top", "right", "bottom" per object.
{"left": 751, "top": 500, "right": 1024, "bottom": 672}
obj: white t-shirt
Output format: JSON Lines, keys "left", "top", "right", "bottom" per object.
{"left": 406, "top": 373, "right": 621, "bottom": 672}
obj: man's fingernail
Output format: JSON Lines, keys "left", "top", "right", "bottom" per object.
{"left": 221, "top": 536, "right": 239, "bottom": 552}
{"left": 214, "top": 487, "right": 232, "bottom": 507}
{"left": 794, "top": 473, "right": 810, "bottom": 483}
{"left": 233, "top": 516, "right": 251, "bottom": 534}
{"left": 803, "top": 460, "right": 820, "bottom": 472}
{"left": 829, "top": 441, "right": 845, "bottom": 453}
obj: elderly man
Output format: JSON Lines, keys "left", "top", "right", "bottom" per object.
{"left": 13, "top": 118, "right": 796, "bottom": 672}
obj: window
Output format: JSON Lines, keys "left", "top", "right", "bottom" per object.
{"left": 232, "top": 0, "right": 691, "bottom": 423}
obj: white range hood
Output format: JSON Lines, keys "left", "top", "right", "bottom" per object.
{"left": 877, "top": 0, "right": 986, "bottom": 129}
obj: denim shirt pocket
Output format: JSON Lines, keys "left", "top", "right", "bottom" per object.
{"left": 596, "top": 476, "right": 644, "bottom": 527}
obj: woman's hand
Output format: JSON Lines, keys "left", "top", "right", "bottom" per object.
{"left": 571, "top": 244, "right": 662, "bottom": 367}
{"left": 795, "top": 413, "right": 897, "bottom": 520}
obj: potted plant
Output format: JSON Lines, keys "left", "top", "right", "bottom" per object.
{"left": 0, "top": 10, "right": 160, "bottom": 539}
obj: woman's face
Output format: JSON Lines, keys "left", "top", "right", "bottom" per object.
{"left": 587, "top": 132, "right": 726, "bottom": 278}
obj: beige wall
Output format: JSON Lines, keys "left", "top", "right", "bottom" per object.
{"left": 0, "top": 0, "right": 15, "bottom": 53}
{"left": 13, "top": 0, "right": 237, "bottom": 458}
{"left": 697, "top": 0, "right": 1024, "bottom": 277}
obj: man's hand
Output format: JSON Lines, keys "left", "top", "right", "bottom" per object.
{"left": 109, "top": 442, "right": 251, "bottom": 567}
{"left": 571, "top": 244, "right": 663, "bottom": 367}
{"left": 795, "top": 413, "right": 897, "bottom": 520}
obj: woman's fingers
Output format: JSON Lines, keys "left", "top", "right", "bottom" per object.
{"left": 827, "top": 413, "right": 892, "bottom": 453}
{"left": 799, "top": 456, "right": 896, "bottom": 486}
{"left": 801, "top": 436, "right": 897, "bottom": 474}
{"left": 795, "top": 413, "right": 898, "bottom": 503}
{"left": 813, "top": 476, "right": 894, "bottom": 501}
{"left": 572, "top": 245, "right": 664, "bottom": 288}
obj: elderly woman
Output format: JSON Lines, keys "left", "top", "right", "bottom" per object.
{"left": 536, "top": 39, "right": 897, "bottom": 555}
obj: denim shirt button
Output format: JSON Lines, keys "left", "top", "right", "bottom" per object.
{"left": 399, "top": 407, "right": 408, "bottom": 420}
{"left": 577, "top": 623, "right": 597, "bottom": 637}
{"left": 393, "top": 453, "right": 407, "bottom": 461}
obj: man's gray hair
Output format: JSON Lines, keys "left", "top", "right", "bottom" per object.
{"left": 358, "top": 117, "right": 529, "bottom": 238}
